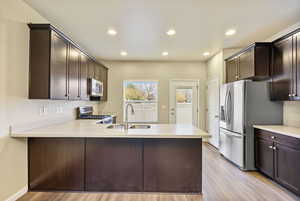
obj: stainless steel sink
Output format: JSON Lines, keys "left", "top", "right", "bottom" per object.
{"left": 106, "top": 124, "right": 151, "bottom": 129}
{"left": 129, "top": 125, "right": 151, "bottom": 129}
{"left": 106, "top": 124, "right": 126, "bottom": 129}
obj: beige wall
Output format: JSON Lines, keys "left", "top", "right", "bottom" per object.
{"left": 99, "top": 61, "right": 207, "bottom": 130}
{"left": 0, "top": 1, "right": 98, "bottom": 200}
{"left": 264, "top": 21, "right": 300, "bottom": 127}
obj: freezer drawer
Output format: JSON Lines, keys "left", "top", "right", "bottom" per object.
{"left": 219, "top": 129, "right": 244, "bottom": 168}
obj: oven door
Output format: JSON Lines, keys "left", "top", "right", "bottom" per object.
{"left": 219, "top": 128, "right": 244, "bottom": 168}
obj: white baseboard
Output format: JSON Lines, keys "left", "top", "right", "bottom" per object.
{"left": 4, "top": 186, "right": 28, "bottom": 201}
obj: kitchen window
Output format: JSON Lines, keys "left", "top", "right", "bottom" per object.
{"left": 123, "top": 80, "right": 158, "bottom": 123}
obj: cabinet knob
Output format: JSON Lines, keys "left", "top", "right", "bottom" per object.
{"left": 273, "top": 146, "right": 277, "bottom": 150}
{"left": 271, "top": 136, "right": 275, "bottom": 139}
{"left": 268, "top": 145, "right": 273, "bottom": 149}
{"left": 288, "top": 94, "right": 292, "bottom": 97}
{"left": 292, "top": 94, "right": 296, "bottom": 97}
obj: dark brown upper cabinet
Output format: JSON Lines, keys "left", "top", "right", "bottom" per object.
{"left": 225, "top": 43, "right": 271, "bottom": 83}
{"left": 80, "top": 54, "right": 89, "bottom": 101}
{"left": 100, "top": 66, "right": 108, "bottom": 101}
{"left": 28, "top": 24, "right": 108, "bottom": 101}
{"left": 68, "top": 45, "right": 81, "bottom": 100}
{"left": 88, "top": 59, "right": 95, "bottom": 79}
{"left": 226, "top": 57, "right": 239, "bottom": 83}
{"left": 271, "top": 29, "right": 300, "bottom": 101}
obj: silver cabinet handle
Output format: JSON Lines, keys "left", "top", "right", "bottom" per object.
{"left": 271, "top": 136, "right": 275, "bottom": 139}
{"left": 273, "top": 146, "right": 277, "bottom": 150}
{"left": 269, "top": 145, "right": 273, "bottom": 149}
{"left": 214, "top": 115, "right": 219, "bottom": 118}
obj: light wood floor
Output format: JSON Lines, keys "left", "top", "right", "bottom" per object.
{"left": 18, "top": 143, "right": 300, "bottom": 201}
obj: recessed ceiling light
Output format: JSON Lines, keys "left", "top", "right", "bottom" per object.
{"left": 203, "top": 52, "right": 210, "bottom": 56}
{"left": 166, "top": 29, "right": 176, "bottom": 36}
{"left": 107, "top": 29, "right": 117, "bottom": 36}
{"left": 120, "top": 51, "right": 127, "bottom": 56}
{"left": 162, "top": 51, "right": 169, "bottom": 56}
{"left": 225, "top": 29, "right": 236, "bottom": 36}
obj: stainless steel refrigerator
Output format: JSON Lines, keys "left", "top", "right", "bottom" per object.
{"left": 219, "top": 80, "right": 283, "bottom": 170}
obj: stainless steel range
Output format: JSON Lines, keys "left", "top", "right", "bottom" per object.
{"left": 77, "top": 106, "right": 116, "bottom": 124}
{"left": 219, "top": 80, "right": 282, "bottom": 170}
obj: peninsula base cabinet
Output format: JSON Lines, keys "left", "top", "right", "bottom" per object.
{"left": 255, "top": 129, "right": 300, "bottom": 196}
{"left": 28, "top": 138, "right": 202, "bottom": 193}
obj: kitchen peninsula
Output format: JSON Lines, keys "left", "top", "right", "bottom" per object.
{"left": 11, "top": 120, "right": 209, "bottom": 193}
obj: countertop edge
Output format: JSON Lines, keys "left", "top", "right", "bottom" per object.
{"left": 253, "top": 125, "right": 300, "bottom": 139}
{"left": 10, "top": 133, "right": 210, "bottom": 139}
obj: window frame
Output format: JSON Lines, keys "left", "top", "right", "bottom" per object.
{"left": 123, "top": 80, "right": 159, "bottom": 123}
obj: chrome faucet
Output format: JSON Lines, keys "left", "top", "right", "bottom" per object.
{"left": 125, "top": 103, "right": 135, "bottom": 129}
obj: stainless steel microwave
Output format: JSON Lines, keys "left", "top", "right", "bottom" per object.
{"left": 88, "top": 78, "right": 103, "bottom": 97}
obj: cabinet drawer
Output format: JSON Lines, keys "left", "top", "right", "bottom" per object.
{"left": 273, "top": 134, "right": 300, "bottom": 149}
{"left": 255, "top": 129, "right": 276, "bottom": 141}
{"left": 255, "top": 128, "right": 300, "bottom": 149}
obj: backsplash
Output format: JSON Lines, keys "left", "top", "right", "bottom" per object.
{"left": 283, "top": 102, "right": 300, "bottom": 127}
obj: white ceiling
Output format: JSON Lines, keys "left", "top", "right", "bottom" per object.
{"left": 24, "top": 0, "right": 300, "bottom": 61}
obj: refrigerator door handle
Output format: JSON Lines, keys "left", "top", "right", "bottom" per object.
{"left": 224, "top": 89, "right": 229, "bottom": 124}
{"left": 227, "top": 89, "right": 232, "bottom": 125}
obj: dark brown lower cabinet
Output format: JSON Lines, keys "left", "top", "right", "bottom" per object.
{"left": 144, "top": 139, "right": 202, "bottom": 193}
{"left": 28, "top": 138, "right": 202, "bottom": 193}
{"left": 255, "top": 138, "right": 274, "bottom": 178}
{"left": 85, "top": 139, "right": 143, "bottom": 192}
{"left": 255, "top": 129, "right": 300, "bottom": 196}
{"left": 274, "top": 143, "right": 300, "bottom": 194}
{"left": 29, "top": 138, "right": 85, "bottom": 191}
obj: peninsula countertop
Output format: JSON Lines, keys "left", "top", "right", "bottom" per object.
{"left": 11, "top": 120, "right": 210, "bottom": 139}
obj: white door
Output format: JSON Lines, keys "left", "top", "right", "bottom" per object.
{"left": 207, "top": 79, "right": 220, "bottom": 148}
{"left": 169, "top": 80, "right": 199, "bottom": 127}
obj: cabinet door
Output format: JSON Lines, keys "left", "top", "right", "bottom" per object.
{"left": 29, "top": 138, "right": 85, "bottom": 191}
{"left": 68, "top": 45, "right": 81, "bottom": 100}
{"left": 144, "top": 139, "right": 202, "bottom": 193}
{"left": 85, "top": 139, "right": 143, "bottom": 192}
{"left": 295, "top": 33, "right": 300, "bottom": 98}
{"left": 94, "top": 64, "right": 101, "bottom": 80}
{"left": 255, "top": 138, "right": 274, "bottom": 178}
{"left": 50, "top": 32, "right": 68, "bottom": 100}
{"left": 271, "top": 36, "right": 294, "bottom": 100}
{"left": 239, "top": 47, "right": 255, "bottom": 79}
{"left": 80, "top": 54, "right": 89, "bottom": 100}
{"left": 226, "top": 58, "right": 238, "bottom": 83}
{"left": 274, "top": 143, "right": 300, "bottom": 195}
{"left": 88, "top": 58, "right": 95, "bottom": 78}
{"left": 100, "top": 66, "right": 108, "bottom": 101}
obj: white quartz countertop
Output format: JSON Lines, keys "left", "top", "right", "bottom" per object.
{"left": 11, "top": 120, "right": 210, "bottom": 139}
{"left": 253, "top": 125, "right": 300, "bottom": 139}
